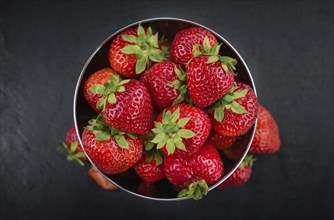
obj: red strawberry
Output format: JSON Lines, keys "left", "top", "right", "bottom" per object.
{"left": 210, "top": 82, "right": 258, "bottom": 136}
{"left": 217, "top": 155, "right": 255, "bottom": 189}
{"left": 65, "top": 126, "right": 79, "bottom": 146}
{"left": 88, "top": 166, "right": 118, "bottom": 190}
{"left": 187, "top": 55, "right": 235, "bottom": 108}
{"left": 164, "top": 142, "right": 224, "bottom": 200}
{"left": 109, "top": 24, "right": 165, "bottom": 78}
{"left": 250, "top": 105, "right": 280, "bottom": 153}
{"left": 134, "top": 152, "right": 165, "bottom": 184}
{"left": 209, "top": 129, "right": 237, "bottom": 150}
{"left": 100, "top": 79, "right": 154, "bottom": 134}
{"left": 134, "top": 132, "right": 165, "bottom": 184}
{"left": 152, "top": 104, "right": 211, "bottom": 158}
{"left": 171, "top": 27, "right": 217, "bottom": 67}
{"left": 140, "top": 61, "right": 187, "bottom": 109}
{"left": 82, "top": 115, "right": 143, "bottom": 174}
{"left": 58, "top": 126, "right": 87, "bottom": 166}
{"left": 83, "top": 68, "right": 115, "bottom": 112}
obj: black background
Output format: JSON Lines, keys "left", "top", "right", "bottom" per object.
{"left": 0, "top": 1, "right": 333, "bottom": 220}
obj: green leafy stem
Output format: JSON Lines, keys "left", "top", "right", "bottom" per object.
{"left": 89, "top": 74, "right": 130, "bottom": 111}
{"left": 86, "top": 115, "right": 136, "bottom": 149}
{"left": 177, "top": 180, "right": 209, "bottom": 200}
{"left": 151, "top": 107, "right": 196, "bottom": 155}
{"left": 213, "top": 83, "right": 249, "bottom": 122}
{"left": 121, "top": 24, "right": 166, "bottom": 74}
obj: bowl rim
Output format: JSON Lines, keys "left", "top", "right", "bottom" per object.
{"left": 73, "top": 17, "right": 257, "bottom": 201}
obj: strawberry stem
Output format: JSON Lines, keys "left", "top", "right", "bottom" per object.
{"left": 190, "top": 36, "right": 237, "bottom": 72}
{"left": 121, "top": 24, "right": 166, "bottom": 74}
{"left": 167, "top": 66, "right": 188, "bottom": 105}
{"left": 239, "top": 155, "right": 256, "bottom": 169}
{"left": 89, "top": 74, "right": 130, "bottom": 111}
{"left": 57, "top": 141, "right": 86, "bottom": 166}
{"left": 212, "top": 83, "right": 249, "bottom": 122}
{"left": 151, "top": 107, "right": 195, "bottom": 155}
{"left": 85, "top": 114, "right": 137, "bottom": 149}
{"left": 177, "top": 180, "right": 209, "bottom": 200}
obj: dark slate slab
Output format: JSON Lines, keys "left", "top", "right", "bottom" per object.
{"left": 0, "top": 1, "right": 333, "bottom": 219}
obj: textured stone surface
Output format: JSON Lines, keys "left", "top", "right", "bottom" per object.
{"left": 0, "top": 1, "right": 333, "bottom": 219}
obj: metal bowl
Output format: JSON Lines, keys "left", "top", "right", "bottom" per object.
{"left": 73, "top": 17, "right": 257, "bottom": 201}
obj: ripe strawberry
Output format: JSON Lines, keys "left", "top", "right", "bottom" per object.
{"left": 187, "top": 56, "right": 235, "bottom": 108}
{"left": 210, "top": 82, "right": 258, "bottom": 136}
{"left": 171, "top": 27, "right": 217, "bottom": 67}
{"left": 250, "top": 105, "right": 281, "bottom": 153}
{"left": 58, "top": 126, "right": 87, "bottom": 166}
{"left": 134, "top": 132, "right": 165, "bottom": 184}
{"left": 88, "top": 166, "right": 118, "bottom": 190}
{"left": 83, "top": 68, "right": 116, "bottom": 112}
{"left": 217, "top": 155, "right": 255, "bottom": 189}
{"left": 134, "top": 152, "right": 165, "bottom": 184}
{"left": 186, "top": 37, "right": 236, "bottom": 108}
{"left": 82, "top": 115, "right": 143, "bottom": 174}
{"left": 140, "top": 61, "right": 187, "bottom": 109}
{"left": 65, "top": 126, "right": 79, "bottom": 146}
{"left": 164, "top": 142, "right": 224, "bottom": 200}
{"left": 209, "top": 129, "right": 237, "bottom": 150}
{"left": 95, "top": 78, "right": 154, "bottom": 134}
{"left": 109, "top": 24, "right": 166, "bottom": 78}
{"left": 151, "top": 104, "right": 211, "bottom": 158}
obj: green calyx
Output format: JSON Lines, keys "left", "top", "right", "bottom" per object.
{"left": 239, "top": 155, "right": 256, "bottom": 169}
{"left": 151, "top": 107, "right": 196, "bottom": 155}
{"left": 141, "top": 132, "right": 164, "bottom": 165}
{"left": 159, "top": 34, "right": 170, "bottom": 57}
{"left": 121, "top": 24, "right": 166, "bottom": 74}
{"left": 167, "top": 66, "right": 188, "bottom": 105}
{"left": 85, "top": 115, "right": 136, "bottom": 149}
{"left": 213, "top": 83, "right": 249, "bottom": 122}
{"left": 192, "top": 36, "right": 221, "bottom": 57}
{"left": 89, "top": 74, "right": 130, "bottom": 111}
{"left": 177, "top": 180, "right": 209, "bottom": 200}
{"left": 191, "top": 36, "right": 237, "bottom": 73}
{"left": 57, "top": 141, "right": 86, "bottom": 166}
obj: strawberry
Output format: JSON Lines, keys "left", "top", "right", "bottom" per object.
{"left": 109, "top": 24, "right": 166, "bottom": 78}
{"left": 210, "top": 82, "right": 258, "bottom": 136}
{"left": 249, "top": 105, "right": 281, "bottom": 153}
{"left": 171, "top": 27, "right": 217, "bottom": 67}
{"left": 151, "top": 104, "right": 211, "bottom": 158}
{"left": 82, "top": 115, "right": 143, "bottom": 174}
{"left": 134, "top": 132, "right": 165, "bottom": 184}
{"left": 134, "top": 152, "right": 165, "bottom": 184}
{"left": 83, "top": 68, "right": 116, "bottom": 112}
{"left": 140, "top": 61, "right": 187, "bottom": 109}
{"left": 57, "top": 126, "right": 87, "bottom": 166}
{"left": 217, "top": 155, "right": 255, "bottom": 189}
{"left": 164, "top": 142, "right": 224, "bottom": 200}
{"left": 209, "top": 129, "right": 237, "bottom": 150}
{"left": 93, "top": 77, "right": 154, "bottom": 134}
{"left": 88, "top": 166, "right": 118, "bottom": 190}
{"left": 186, "top": 37, "right": 236, "bottom": 108}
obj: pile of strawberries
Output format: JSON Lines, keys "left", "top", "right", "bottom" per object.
{"left": 59, "top": 24, "right": 281, "bottom": 200}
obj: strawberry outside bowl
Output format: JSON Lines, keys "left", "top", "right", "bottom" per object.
{"left": 73, "top": 17, "right": 257, "bottom": 201}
